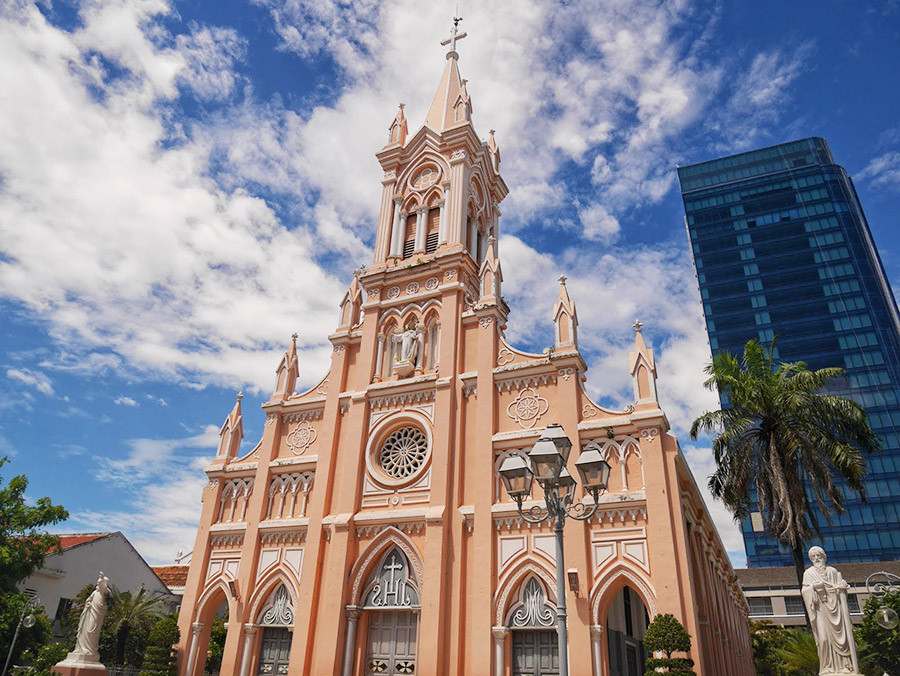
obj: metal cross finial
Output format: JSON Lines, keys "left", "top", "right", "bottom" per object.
{"left": 440, "top": 15, "right": 467, "bottom": 55}
{"left": 632, "top": 319, "right": 644, "bottom": 332}
{"left": 291, "top": 332, "right": 298, "bottom": 340}
{"left": 236, "top": 391, "right": 243, "bottom": 401}
{"left": 558, "top": 275, "right": 567, "bottom": 285}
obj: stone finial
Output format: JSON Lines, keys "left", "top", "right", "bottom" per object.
{"left": 632, "top": 319, "right": 644, "bottom": 332}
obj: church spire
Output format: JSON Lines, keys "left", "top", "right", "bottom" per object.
{"left": 272, "top": 333, "right": 299, "bottom": 399}
{"left": 424, "top": 17, "right": 472, "bottom": 132}
{"left": 553, "top": 276, "right": 578, "bottom": 352}
{"left": 215, "top": 392, "right": 243, "bottom": 461}
{"left": 629, "top": 320, "right": 659, "bottom": 406}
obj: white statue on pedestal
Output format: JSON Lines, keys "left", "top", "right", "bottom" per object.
{"left": 63, "top": 572, "right": 110, "bottom": 666}
{"left": 391, "top": 322, "right": 421, "bottom": 376}
{"left": 801, "top": 547, "right": 860, "bottom": 675}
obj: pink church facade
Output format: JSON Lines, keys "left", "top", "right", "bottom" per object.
{"left": 176, "top": 32, "right": 754, "bottom": 676}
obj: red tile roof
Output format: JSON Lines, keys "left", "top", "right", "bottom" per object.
{"left": 152, "top": 565, "right": 189, "bottom": 589}
{"left": 58, "top": 533, "right": 111, "bottom": 550}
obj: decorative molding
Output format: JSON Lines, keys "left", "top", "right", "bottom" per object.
{"left": 333, "top": 345, "right": 345, "bottom": 354}
{"left": 497, "top": 348, "right": 514, "bottom": 366}
{"left": 210, "top": 534, "right": 244, "bottom": 547}
{"left": 283, "top": 409, "right": 324, "bottom": 423}
{"left": 386, "top": 286, "right": 401, "bottom": 299}
{"left": 509, "top": 578, "right": 555, "bottom": 628}
{"left": 406, "top": 281, "right": 420, "bottom": 295}
{"left": 316, "top": 379, "right": 329, "bottom": 396}
{"left": 462, "top": 382, "right": 477, "bottom": 398}
{"left": 350, "top": 530, "right": 424, "bottom": 607}
{"left": 444, "top": 269, "right": 457, "bottom": 279}
{"left": 582, "top": 404, "right": 598, "bottom": 418}
{"left": 506, "top": 387, "right": 550, "bottom": 429}
{"left": 355, "top": 521, "right": 425, "bottom": 538}
{"left": 370, "top": 389, "right": 435, "bottom": 410}
{"left": 450, "top": 149, "right": 467, "bottom": 161}
{"left": 424, "top": 276, "right": 439, "bottom": 290}
{"left": 558, "top": 367, "right": 576, "bottom": 381}
{"left": 265, "top": 413, "right": 277, "bottom": 425}
{"left": 207, "top": 478, "right": 218, "bottom": 490}
{"left": 591, "top": 568, "right": 657, "bottom": 623}
{"left": 286, "top": 420, "right": 317, "bottom": 454}
{"left": 383, "top": 170, "right": 397, "bottom": 181}
{"left": 587, "top": 507, "right": 648, "bottom": 525}
{"left": 258, "top": 585, "right": 294, "bottom": 626}
{"left": 259, "top": 531, "right": 306, "bottom": 545}
{"left": 495, "top": 373, "right": 557, "bottom": 393}
{"left": 640, "top": 427, "right": 659, "bottom": 441}
{"left": 479, "top": 316, "right": 494, "bottom": 329}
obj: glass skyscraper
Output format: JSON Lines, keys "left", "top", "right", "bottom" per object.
{"left": 677, "top": 137, "right": 900, "bottom": 566}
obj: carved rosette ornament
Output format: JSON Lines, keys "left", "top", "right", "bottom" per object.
{"left": 387, "top": 286, "right": 401, "bottom": 299}
{"left": 507, "top": 387, "right": 550, "bottom": 429}
{"left": 425, "top": 276, "right": 439, "bottom": 290}
{"left": 406, "top": 281, "right": 420, "bottom": 294}
{"left": 286, "top": 420, "right": 317, "bottom": 455}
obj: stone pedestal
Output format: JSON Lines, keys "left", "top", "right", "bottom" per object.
{"left": 54, "top": 653, "right": 108, "bottom": 676}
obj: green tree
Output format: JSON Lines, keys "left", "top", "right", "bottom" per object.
{"left": 773, "top": 629, "right": 818, "bottom": 676}
{"left": 105, "top": 587, "right": 166, "bottom": 667}
{"left": 20, "top": 641, "right": 70, "bottom": 676}
{"left": 690, "top": 340, "right": 879, "bottom": 607}
{"left": 139, "top": 615, "right": 180, "bottom": 676}
{"left": 642, "top": 613, "right": 695, "bottom": 676}
{"left": 855, "top": 591, "right": 900, "bottom": 676}
{"left": 0, "top": 456, "right": 68, "bottom": 592}
{"left": 0, "top": 592, "right": 53, "bottom": 668}
{"left": 204, "top": 618, "right": 227, "bottom": 674}
{"left": 749, "top": 620, "right": 790, "bottom": 676}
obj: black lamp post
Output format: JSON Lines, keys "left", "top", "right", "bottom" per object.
{"left": 498, "top": 423, "right": 611, "bottom": 676}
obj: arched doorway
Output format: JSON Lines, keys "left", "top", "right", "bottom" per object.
{"left": 254, "top": 585, "right": 294, "bottom": 676}
{"left": 361, "top": 546, "right": 420, "bottom": 675}
{"left": 507, "top": 577, "right": 558, "bottom": 676}
{"left": 605, "top": 586, "right": 649, "bottom": 676}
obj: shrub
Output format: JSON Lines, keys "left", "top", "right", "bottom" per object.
{"left": 139, "top": 615, "right": 181, "bottom": 676}
{"left": 642, "top": 613, "right": 695, "bottom": 675}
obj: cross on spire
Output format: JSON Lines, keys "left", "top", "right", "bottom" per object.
{"left": 632, "top": 319, "right": 644, "bottom": 333}
{"left": 440, "top": 15, "right": 467, "bottom": 57}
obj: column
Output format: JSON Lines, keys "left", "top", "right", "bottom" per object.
{"left": 389, "top": 198, "right": 402, "bottom": 257}
{"left": 590, "top": 625, "right": 604, "bottom": 676}
{"left": 373, "top": 335, "right": 385, "bottom": 382}
{"left": 415, "top": 207, "right": 428, "bottom": 252}
{"left": 184, "top": 622, "right": 204, "bottom": 676}
{"left": 341, "top": 606, "right": 362, "bottom": 676}
{"left": 239, "top": 625, "right": 258, "bottom": 676}
{"left": 468, "top": 219, "right": 478, "bottom": 260}
{"left": 438, "top": 199, "right": 448, "bottom": 243}
{"left": 491, "top": 627, "right": 508, "bottom": 676}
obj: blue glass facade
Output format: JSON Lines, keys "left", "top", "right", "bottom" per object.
{"left": 677, "top": 138, "right": 900, "bottom": 566}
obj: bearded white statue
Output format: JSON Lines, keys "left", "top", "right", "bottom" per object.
{"left": 801, "top": 547, "right": 860, "bottom": 675}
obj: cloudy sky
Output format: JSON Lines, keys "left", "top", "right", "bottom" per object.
{"left": 1, "top": 0, "right": 898, "bottom": 567}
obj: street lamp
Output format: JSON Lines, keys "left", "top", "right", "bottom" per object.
{"left": 2, "top": 595, "right": 41, "bottom": 676}
{"left": 498, "top": 424, "right": 611, "bottom": 676}
{"left": 865, "top": 571, "right": 900, "bottom": 630}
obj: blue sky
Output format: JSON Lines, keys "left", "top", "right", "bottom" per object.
{"left": 1, "top": 0, "right": 899, "bottom": 567}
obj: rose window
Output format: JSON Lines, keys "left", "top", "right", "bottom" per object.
{"left": 379, "top": 427, "right": 428, "bottom": 479}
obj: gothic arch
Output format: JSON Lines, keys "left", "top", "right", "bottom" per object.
{"left": 590, "top": 565, "right": 657, "bottom": 625}
{"left": 504, "top": 575, "right": 556, "bottom": 628}
{"left": 248, "top": 566, "right": 300, "bottom": 623}
{"left": 349, "top": 526, "right": 424, "bottom": 606}
{"left": 194, "top": 576, "right": 236, "bottom": 624}
{"left": 494, "top": 559, "right": 557, "bottom": 626}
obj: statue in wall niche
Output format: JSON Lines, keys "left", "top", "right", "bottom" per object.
{"left": 392, "top": 322, "right": 421, "bottom": 376}
{"left": 801, "top": 547, "right": 861, "bottom": 675}
{"left": 68, "top": 572, "right": 111, "bottom": 663}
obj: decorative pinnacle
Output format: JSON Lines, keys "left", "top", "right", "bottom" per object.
{"left": 632, "top": 319, "right": 644, "bottom": 332}
{"left": 236, "top": 391, "right": 243, "bottom": 402}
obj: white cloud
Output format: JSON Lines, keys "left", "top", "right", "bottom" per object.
{"left": 856, "top": 151, "right": 900, "bottom": 191}
{"left": 578, "top": 203, "right": 621, "bottom": 243}
{"left": 114, "top": 395, "right": 139, "bottom": 407}
{"left": 6, "top": 367, "right": 54, "bottom": 396}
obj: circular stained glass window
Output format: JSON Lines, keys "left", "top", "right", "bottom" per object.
{"left": 379, "top": 427, "right": 429, "bottom": 479}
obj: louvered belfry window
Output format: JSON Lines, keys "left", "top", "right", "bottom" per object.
{"left": 402, "top": 213, "right": 417, "bottom": 259}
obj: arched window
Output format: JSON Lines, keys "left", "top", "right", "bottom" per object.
{"left": 402, "top": 212, "right": 417, "bottom": 259}
{"left": 363, "top": 547, "right": 421, "bottom": 609}
{"left": 426, "top": 319, "right": 440, "bottom": 370}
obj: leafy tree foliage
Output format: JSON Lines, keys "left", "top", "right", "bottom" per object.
{"left": 690, "top": 339, "right": 878, "bottom": 603}
{"left": 642, "top": 613, "right": 695, "bottom": 675}
{"left": 0, "top": 591, "right": 53, "bottom": 668}
{"left": 139, "top": 615, "right": 181, "bottom": 676}
{"left": 204, "top": 618, "right": 227, "bottom": 674}
{"left": 748, "top": 621, "right": 820, "bottom": 676}
{"left": 0, "top": 456, "right": 68, "bottom": 592}
{"left": 21, "top": 641, "right": 70, "bottom": 676}
{"left": 855, "top": 591, "right": 900, "bottom": 676}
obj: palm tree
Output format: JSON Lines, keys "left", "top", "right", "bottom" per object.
{"left": 690, "top": 339, "right": 879, "bottom": 606}
{"left": 106, "top": 586, "right": 165, "bottom": 666}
